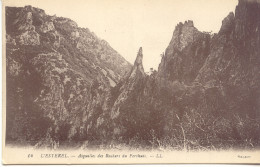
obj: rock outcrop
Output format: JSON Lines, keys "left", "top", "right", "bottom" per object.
{"left": 106, "top": 47, "right": 163, "bottom": 140}
{"left": 158, "top": 20, "right": 211, "bottom": 83}
{"left": 110, "top": 47, "right": 146, "bottom": 121}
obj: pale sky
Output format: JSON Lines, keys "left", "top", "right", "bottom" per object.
{"left": 4, "top": 0, "right": 238, "bottom": 71}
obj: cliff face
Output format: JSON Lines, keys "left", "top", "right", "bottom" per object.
{"left": 158, "top": 20, "right": 211, "bottom": 84}
{"left": 6, "top": 6, "right": 131, "bottom": 144}
{"left": 196, "top": 0, "right": 260, "bottom": 116}
{"left": 108, "top": 0, "right": 260, "bottom": 148}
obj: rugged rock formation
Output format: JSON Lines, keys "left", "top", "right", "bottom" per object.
{"left": 108, "top": 0, "right": 260, "bottom": 149}
{"left": 110, "top": 47, "right": 146, "bottom": 119}
{"left": 5, "top": 0, "right": 260, "bottom": 149}
{"left": 158, "top": 20, "right": 211, "bottom": 83}
{"left": 196, "top": 0, "right": 260, "bottom": 117}
{"left": 6, "top": 5, "right": 131, "bottom": 145}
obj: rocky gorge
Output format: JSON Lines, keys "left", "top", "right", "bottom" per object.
{"left": 5, "top": 0, "right": 260, "bottom": 150}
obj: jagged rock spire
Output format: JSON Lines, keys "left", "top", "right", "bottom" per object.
{"left": 124, "top": 47, "right": 146, "bottom": 79}
{"left": 134, "top": 47, "right": 144, "bottom": 71}
{"left": 110, "top": 47, "right": 146, "bottom": 119}
{"left": 131, "top": 47, "right": 145, "bottom": 77}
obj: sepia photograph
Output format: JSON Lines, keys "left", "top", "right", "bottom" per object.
{"left": 2, "top": 0, "right": 260, "bottom": 164}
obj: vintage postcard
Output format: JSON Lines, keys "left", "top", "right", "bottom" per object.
{"left": 2, "top": 0, "right": 260, "bottom": 164}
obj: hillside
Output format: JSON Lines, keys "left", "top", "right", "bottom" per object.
{"left": 5, "top": 5, "right": 131, "bottom": 146}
